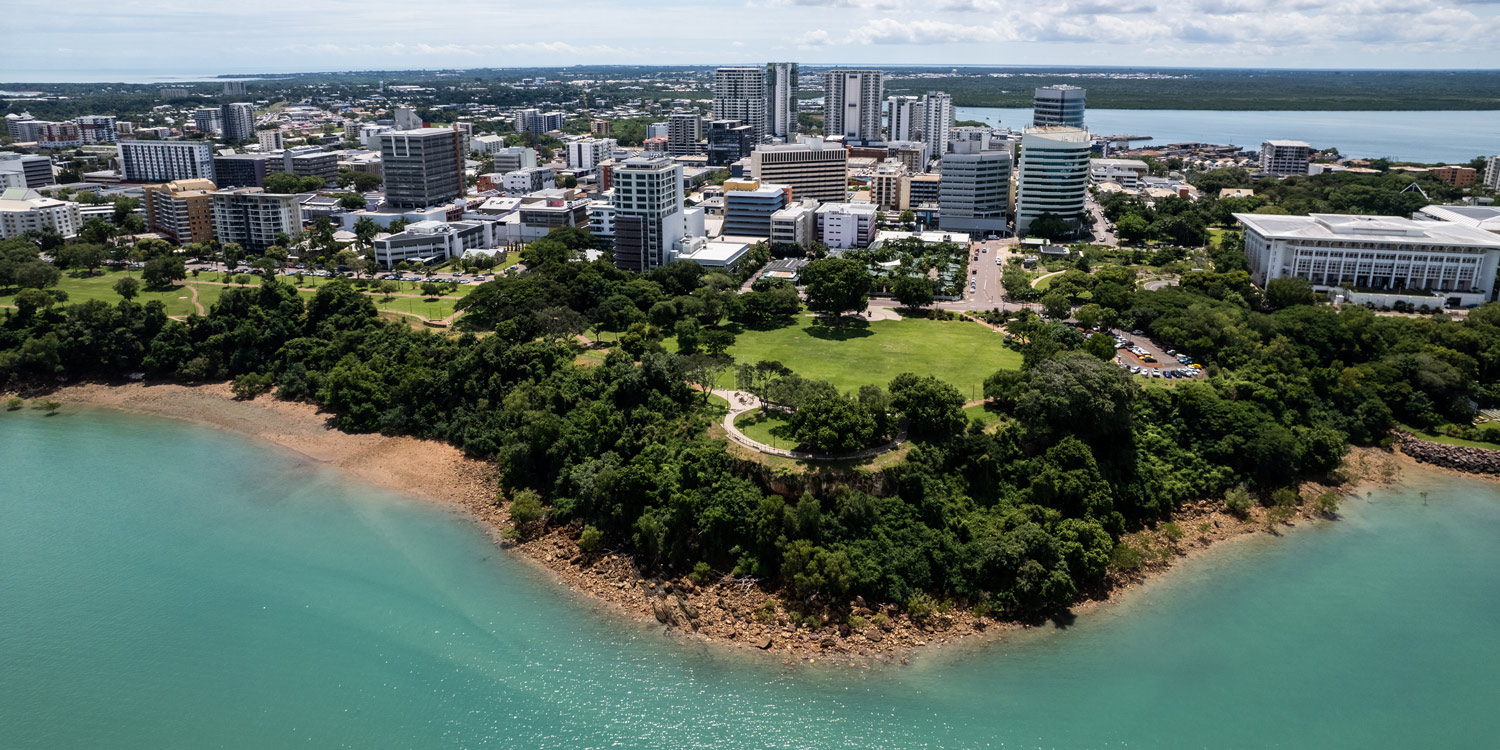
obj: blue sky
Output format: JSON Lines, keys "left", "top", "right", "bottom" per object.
{"left": 3, "top": 0, "right": 1498, "bottom": 80}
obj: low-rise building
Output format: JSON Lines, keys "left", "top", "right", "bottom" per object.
{"left": 1090, "top": 158, "right": 1149, "bottom": 189}
{"left": 1235, "top": 211, "right": 1500, "bottom": 307}
{"left": 1430, "top": 165, "right": 1477, "bottom": 187}
{"left": 0, "top": 188, "right": 82, "bottom": 239}
{"left": 502, "top": 166, "right": 555, "bottom": 195}
{"left": 770, "top": 200, "right": 817, "bottom": 249}
{"left": 373, "top": 220, "right": 493, "bottom": 267}
{"left": 723, "top": 183, "right": 790, "bottom": 238}
{"left": 816, "top": 202, "right": 878, "bottom": 249}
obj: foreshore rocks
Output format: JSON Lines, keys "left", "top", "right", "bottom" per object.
{"left": 1396, "top": 432, "right": 1500, "bottom": 476}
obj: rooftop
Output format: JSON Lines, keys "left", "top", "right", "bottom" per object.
{"left": 1263, "top": 139, "right": 1312, "bottom": 148}
{"left": 1234, "top": 212, "right": 1500, "bottom": 247}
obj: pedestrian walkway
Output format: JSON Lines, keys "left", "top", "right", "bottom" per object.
{"left": 712, "top": 388, "right": 906, "bottom": 462}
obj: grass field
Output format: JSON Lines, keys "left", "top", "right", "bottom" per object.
{"left": 1397, "top": 422, "right": 1500, "bottom": 450}
{"left": 735, "top": 408, "right": 794, "bottom": 448}
{"left": 711, "top": 315, "right": 1022, "bottom": 397}
{"left": 963, "top": 403, "right": 1006, "bottom": 428}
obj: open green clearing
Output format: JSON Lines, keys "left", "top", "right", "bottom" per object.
{"left": 712, "top": 316, "right": 1022, "bottom": 397}
{"left": 964, "top": 403, "right": 1005, "bottom": 428}
{"left": 734, "top": 408, "right": 794, "bottom": 448}
{"left": 1397, "top": 422, "right": 1500, "bottom": 450}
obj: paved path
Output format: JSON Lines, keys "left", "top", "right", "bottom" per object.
{"left": 1143, "top": 279, "right": 1178, "bottom": 291}
{"left": 1031, "top": 270, "right": 1065, "bottom": 289}
{"left": 712, "top": 388, "right": 906, "bottom": 462}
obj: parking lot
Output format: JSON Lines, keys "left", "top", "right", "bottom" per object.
{"left": 1109, "top": 328, "right": 1205, "bottom": 381}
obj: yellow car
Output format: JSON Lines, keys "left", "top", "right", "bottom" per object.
{"left": 1189, "top": 364, "right": 1203, "bottom": 369}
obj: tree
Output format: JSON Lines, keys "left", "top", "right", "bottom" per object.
{"left": 56, "top": 243, "right": 107, "bottom": 275}
{"left": 898, "top": 209, "right": 916, "bottom": 227}
{"left": 1084, "top": 332, "right": 1118, "bottom": 361}
{"left": 262, "top": 172, "right": 306, "bottom": 194}
{"left": 1016, "top": 352, "right": 1138, "bottom": 445}
{"left": 893, "top": 275, "right": 935, "bottom": 311}
{"left": 141, "top": 256, "right": 186, "bottom": 289}
{"left": 1041, "top": 292, "right": 1072, "bottom": 320}
{"left": 420, "top": 281, "right": 444, "bottom": 297}
{"left": 1266, "top": 276, "right": 1317, "bottom": 309}
{"left": 888, "top": 373, "right": 966, "bottom": 440}
{"left": 680, "top": 354, "right": 732, "bottom": 402}
{"left": 1027, "top": 213, "right": 1072, "bottom": 241}
{"left": 800, "top": 257, "right": 872, "bottom": 320}
{"left": 113, "top": 276, "right": 140, "bottom": 301}
{"left": 1115, "top": 213, "right": 1151, "bottom": 243}
{"left": 337, "top": 193, "right": 366, "bottom": 210}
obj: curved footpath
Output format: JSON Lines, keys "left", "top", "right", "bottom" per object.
{"left": 713, "top": 388, "right": 905, "bottom": 461}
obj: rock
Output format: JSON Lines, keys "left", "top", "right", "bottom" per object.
{"left": 854, "top": 595, "right": 867, "bottom": 607}
{"left": 866, "top": 631, "right": 884, "bottom": 643}
{"left": 837, "top": 624, "right": 851, "bottom": 637}
{"left": 820, "top": 636, "right": 837, "bottom": 648}
{"left": 676, "top": 596, "right": 698, "bottom": 620}
{"left": 756, "top": 637, "right": 774, "bottom": 650}
{"left": 652, "top": 600, "right": 670, "bottom": 624}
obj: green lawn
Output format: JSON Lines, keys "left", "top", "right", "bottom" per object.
{"left": 1397, "top": 422, "right": 1500, "bottom": 450}
{"left": 735, "top": 408, "right": 795, "bottom": 448}
{"left": 964, "top": 402, "right": 1006, "bottom": 428}
{"left": 4, "top": 270, "right": 208, "bottom": 317}
{"left": 710, "top": 315, "right": 1022, "bottom": 397}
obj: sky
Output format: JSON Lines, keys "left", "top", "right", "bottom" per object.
{"left": 3, "top": 0, "right": 1499, "bottom": 81}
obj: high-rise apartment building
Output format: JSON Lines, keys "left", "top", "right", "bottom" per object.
{"left": 823, "top": 70, "right": 883, "bottom": 142}
{"left": 1260, "top": 140, "right": 1312, "bottom": 177}
{"left": 193, "top": 108, "right": 223, "bottom": 135}
{"left": 37, "top": 122, "right": 82, "bottom": 148}
{"left": 276, "top": 145, "right": 338, "bottom": 187}
{"left": 73, "top": 116, "right": 118, "bottom": 144}
{"left": 4, "top": 112, "right": 35, "bottom": 140}
{"left": 0, "top": 189, "right": 81, "bottom": 240}
{"left": 713, "top": 67, "right": 767, "bottom": 143}
{"left": 1032, "top": 85, "right": 1086, "bottom": 128}
{"left": 258, "top": 130, "right": 285, "bottom": 151}
{"left": 210, "top": 187, "right": 304, "bottom": 253}
{"left": 940, "top": 148, "right": 1011, "bottom": 235}
{"left": 610, "top": 155, "right": 685, "bottom": 272}
{"left": 921, "top": 92, "right": 953, "bottom": 164}
{"left": 750, "top": 136, "right": 849, "bottom": 204}
{"left": 765, "top": 62, "right": 798, "bottom": 140}
{"left": 378, "top": 128, "right": 465, "bottom": 209}
{"left": 119, "top": 140, "right": 217, "bottom": 183}
{"left": 221, "top": 102, "right": 256, "bottom": 142}
{"left": 0, "top": 153, "right": 54, "bottom": 188}
{"left": 667, "top": 112, "right": 703, "bottom": 156}
{"left": 886, "top": 96, "right": 923, "bottom": 142}
{"left": 1015, "top": 126, "right": 1090, "bottom": 237}
{"left": 707, "top": 119, "right": 754, "bottom": 166}
{"left": 870, "top": 162, "right": 910, "bottom": 211}
{"left": 143, "top": 178, "right": 218, "bottom": 244}
{"left": 723, "top": 182, "right": 790, "bottom": 238}
{"left": 1485, "top": 155, "right": 1500, "bottom": 191}
{"left": 212, "top": 154, "right": 272, "bottom": 188}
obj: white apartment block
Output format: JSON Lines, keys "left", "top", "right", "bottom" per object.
{"left": 492, "top": 146, "right": 539, "bottom": 174}
{"left": 750, "top": 136, "right": 848, "bottom": 204}
{"left": 610, "top": 155, "right": 685, "bottom": 272}
{"left": 887, "top": 96, "right": 923, "bottom": 142}
{"left": 0, "top": 189, "right": 82, "bottom": 239}
{"left": 118, "top": 140, "right": 217, "bottom": 183}
{"left": 770, "top": 200, "right": 817, "bottom": 248}
{"left": 815, "top": 202, "right": 878, "bottom": 249}
{"left": 823, "top": 70, "right": 883, "bottom": 142}
{"left": 210, "top": 188, "right": 304, "bottom": 253}
{"left": 1090, "top": 158, "right": 1150, "bottom": 190}
{"left": 566, "top": 138, "right": 618, "bottom": 172}
{"left": 921, "top": 92, "right": 953, "bottom": 165}
{"left": 1484, "top": 155, "right": 1500, "bottom": 191}
{"left": 258, "top": 130, "right": 285, "bottom": 151}
{"left": 1235, "top": 212, "right": 1500, "bottom": 307}
{"left": 713, "top": 67, "right": 767, "bottom": 143}
{"left": 1015, "top": 126, "right": 1091, "bottom": 237}
{"left": 1260, "top": 140, "right": 1312, "bottom": 177}
{"left": 502, "top": 166, "right": 555, "bottom": 194}
{"left": 472, "top": 134, "right": 506, "bottom": 155}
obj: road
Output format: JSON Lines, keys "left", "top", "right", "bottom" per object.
{"left": 1083, "top": 193, "right": 1115, "bottom": 245}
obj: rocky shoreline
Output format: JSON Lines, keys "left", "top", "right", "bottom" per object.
{"left": 1395, "top": 432, "right": 1500, "bottom": 476}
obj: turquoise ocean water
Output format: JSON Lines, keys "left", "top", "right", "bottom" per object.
{"left": 2, "top": 409, "right": 1497, "bottom": 749}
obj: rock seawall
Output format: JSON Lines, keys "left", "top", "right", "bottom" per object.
{"left": 1395, "top": 433, "right": 1500, "bottom": 476}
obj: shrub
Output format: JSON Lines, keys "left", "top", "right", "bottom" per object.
{"left": 1224, "top": 485, "right": 1254, "bottom": 518}
{"left": 6, "top": 396, "right": 22, "bottom": 411}
{"left": 509, "top": 489, "right": 545, "bottom": 527}
{"left": 689, "top": 561, "right": 713, "bottom": 585}
{"left": 1313, "top": 491, "right": 1342, "bottom": 516}
{"left": 906, "top": 592, "right": 938, "bottom": 619}
{"left": 847, "top": 615, "right": 867, "bottom": 631}
{"left": 1160, "top": 521, "right": 1185, "bottom": 541}
{"left": 1271, "top": 487, "right": 1300, "bottom": 508}
{"left": 871, "top": 612, "right": 889, "bottom": 629}
{"left": 577, "top": 525, "right": 604, "bottom": 554}
{"left": 1110, "top": 540, "right": 1148, "bottom": 571}
{"left": 753, "top": 599, "right": 778, "bottom": 623}
{"left": 231, "top": 372, "right": 273, "bottom": 400}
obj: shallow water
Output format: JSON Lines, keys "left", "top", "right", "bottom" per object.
{"left": 2, "top": 409, "right": 1497, "bottom": 748}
